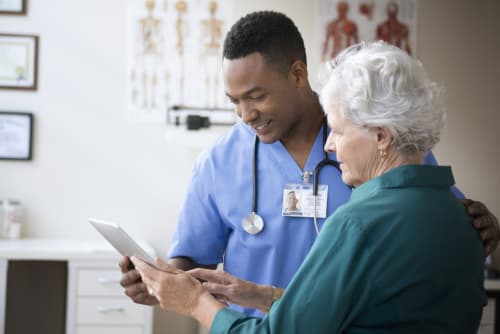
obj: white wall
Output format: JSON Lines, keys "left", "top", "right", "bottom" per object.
{"left": 0, "top": 2, "right": 201, "bottom": 332}
{"left": 1, "top": 0, "right": 499, "bottom": 333}
{"left": 0, "top": 0, "right": 196, "bottom": 250}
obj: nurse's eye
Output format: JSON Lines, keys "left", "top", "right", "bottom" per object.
{"left": 228, "top": 97, "right": 240, "bottom": 105}
{"left": 248, "top": 93, "right": 267, "bottom": 101}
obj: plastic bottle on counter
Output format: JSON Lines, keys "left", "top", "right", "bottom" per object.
{"left": 4, "top": 199, "right": 24, "bottom": 239}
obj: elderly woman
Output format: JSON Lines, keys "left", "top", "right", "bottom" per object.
{"left": 132, "top": 42, "right": 486, "bottom": 333}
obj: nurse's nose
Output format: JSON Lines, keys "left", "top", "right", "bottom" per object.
{"left": 237, "top": 102, "right": 258, "bottom": 124}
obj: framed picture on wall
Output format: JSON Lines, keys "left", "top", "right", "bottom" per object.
{"left": 0, "top": 34, "right": 38, "bottom": 90}
{"left": 0, "top": 0, "right": 27, "bottom": 15}
{"left": 0, "top": 112, "right": 33, "bottom": 160}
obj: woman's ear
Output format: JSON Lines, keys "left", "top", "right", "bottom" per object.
{"left": 375, "top": 127, "right": 393, "bottom": 151}
{"left": 288, "top": 60, "right": 308, "bottom": 87}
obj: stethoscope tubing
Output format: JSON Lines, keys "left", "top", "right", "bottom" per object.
{"left": 313, "top": 119, "right": 342, "bottom": 195}
{"left": 251, "top": 118, "right": 344, "bottom": 216}
{"left": 252, "top": 135, "right": 259, "bottom": 213}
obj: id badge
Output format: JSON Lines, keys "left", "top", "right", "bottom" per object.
{"left": 282, "top": 183, "right": 328, "bottom": 218}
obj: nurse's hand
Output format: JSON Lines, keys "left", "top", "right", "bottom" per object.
{"left": 463, "top": 199, "right": 500, "bottom": 256}
{"left": 189, "top": 268, "right": 282, "bottom": 313}
{"left": 131, "top": 256, "right": 224, "bottom": 326}
{"left": 119, "top": 256, "right": 159, "bottom": 306}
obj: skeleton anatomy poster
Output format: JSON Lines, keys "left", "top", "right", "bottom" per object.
{"left": 315, "top": 0, "right": 417, "bottom": 64}
{"left": 126, "top": 0, "right": 234, "bottom": 123}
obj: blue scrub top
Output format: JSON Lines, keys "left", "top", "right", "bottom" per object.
{"left": 169, "top": 121, "right": 462, "bottom": 316}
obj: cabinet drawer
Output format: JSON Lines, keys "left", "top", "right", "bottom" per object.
{"left": 76, "top": 326, "right": 144, "bottom": 334}
{"left": 78, "top": 269, "right": 123, "bottom": 296}
{"left": 76, "top": 297, "right": 145, "bottom": 325}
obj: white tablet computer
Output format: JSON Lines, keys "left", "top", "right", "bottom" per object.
{"left": 89, "top": 218, "right": 155, "bottom": 265}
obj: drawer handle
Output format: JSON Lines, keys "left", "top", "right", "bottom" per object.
{"left": 96, "top": 305, "right": 125, "bottom": 313}
{"left": 97, "top": 277, "right": 121, "bottom": 285}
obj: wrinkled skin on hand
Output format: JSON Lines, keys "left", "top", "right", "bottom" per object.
{"left": 189, "top": 268, "right": 274, "bottom": 312}
{"left": 131, "top": 257, "right": 208, "bottom": 316}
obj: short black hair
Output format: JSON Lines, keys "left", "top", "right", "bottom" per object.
{"left": 223, "top": 11, "right": 307, "bottom": 74}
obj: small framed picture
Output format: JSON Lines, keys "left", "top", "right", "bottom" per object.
{"left": 0, "top": 112, "right": 33, "bottom": 160}
{"left": 0, "top": 33, "right": 38, "bottom": 90}
{"left": 0, "top": 0, "right": 27, "bottom": 15}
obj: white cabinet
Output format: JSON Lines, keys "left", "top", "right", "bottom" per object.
{"left": 0, "top": 239, "right": 154, "bottom": 334}
{"left": 66, "top": 261, "right": 153, "bottom": 334}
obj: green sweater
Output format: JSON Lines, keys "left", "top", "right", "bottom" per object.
{"left": 212, "top": 165, "right": 486, "bottom": 334}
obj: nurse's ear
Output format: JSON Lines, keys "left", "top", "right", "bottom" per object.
{"left": 288, "top": 60, "right": 308, "bottom": 88}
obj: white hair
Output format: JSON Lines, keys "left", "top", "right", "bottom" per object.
{"left": 320, "top": 41, "right": 446, "bottom": 156}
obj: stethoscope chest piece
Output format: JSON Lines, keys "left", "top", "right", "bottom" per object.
{"left": 242, "top": 212, "right": 264, "bottom": 235}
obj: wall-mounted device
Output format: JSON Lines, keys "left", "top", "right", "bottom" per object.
{"left": 166, "top": 105, "right": 237, "bottom": 130}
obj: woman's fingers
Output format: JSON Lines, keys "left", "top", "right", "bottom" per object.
{"left": 202, "top": 281, "right": 230, "bottom": 296}
{"left": 189, "top": 268, "right": 228, "bottom": 284}
{"left": 154, "top": 257, "right": 183, "bottom": 274}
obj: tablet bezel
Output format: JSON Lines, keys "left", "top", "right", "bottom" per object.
{"left": 89, "top": 218, "right": 155, "bottom": 265}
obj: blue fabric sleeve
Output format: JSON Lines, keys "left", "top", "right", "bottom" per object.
{"left": 168, "top": 156, "right": 230, "bottom": 264}
{"left": 423, "top": 151, "right": 465, "bottom": 198}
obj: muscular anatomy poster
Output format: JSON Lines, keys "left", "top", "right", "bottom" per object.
{"left": 315, "top": 0, "right": 417, "bottom": 64}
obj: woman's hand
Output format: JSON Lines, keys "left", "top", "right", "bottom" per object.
{"left": 462, "top": 199, "right": 500, "bottom": 256}
{"left": 131, "top": 256, "right": 222, "bottom": 319}
{"left": 189, "top": 268, "right": 280, "bottom": 313}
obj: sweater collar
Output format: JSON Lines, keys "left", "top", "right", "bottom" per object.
{"left": 350, "top": 165, "right": 455, "bottom": 202}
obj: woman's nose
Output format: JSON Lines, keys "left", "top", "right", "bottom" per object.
{"left": 324, "top": 133, "right": 336, "bottom": 153}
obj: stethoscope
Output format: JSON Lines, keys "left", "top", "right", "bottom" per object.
{"left": 242, "top": 118, "right": 343, "bottom": 235}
